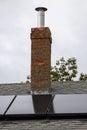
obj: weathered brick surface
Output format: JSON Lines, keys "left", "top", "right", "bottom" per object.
{"left": 30, "top": 27, "right": 52, "bottom": 91}
{"left": 31, "top": 27, "right": 52, "bottom": 40}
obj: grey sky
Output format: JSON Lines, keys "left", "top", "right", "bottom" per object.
{"left": 0, "top": 0, "right": 87, "bottom": 83}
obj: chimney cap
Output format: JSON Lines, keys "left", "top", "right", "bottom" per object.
{"left": 35, "top": 7, "right": 47, "bottom": 12}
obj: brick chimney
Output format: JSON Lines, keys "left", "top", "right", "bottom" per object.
{"left": 30, "top": 7, "right": 52, "bottom": 92}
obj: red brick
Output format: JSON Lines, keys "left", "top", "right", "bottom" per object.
{"left": 30, "top": 27, "right": 52, "bottom": 92}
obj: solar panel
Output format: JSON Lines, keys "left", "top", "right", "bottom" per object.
{"left": 6, "top": 95, "right": 53, "bottom": 118}
{"left": 48, "top": 94, "right": 87, "bottom": 118}
{"left": 0, "top": 96, "right": 15, "bottom": 116}
{"left": 2, "top": 94, "right": 87, "bottom": 119}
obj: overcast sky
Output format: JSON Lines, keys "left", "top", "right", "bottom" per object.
{"left": 0, "top": 0, "right": 87, "bottom": 83}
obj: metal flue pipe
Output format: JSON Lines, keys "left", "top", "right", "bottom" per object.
{"left": 35, "top": 7, "right": 47, "bottom": 27}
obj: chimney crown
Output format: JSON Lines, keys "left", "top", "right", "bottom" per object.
{"left": 31, "top": 27, "right": 51, "bottom": 39}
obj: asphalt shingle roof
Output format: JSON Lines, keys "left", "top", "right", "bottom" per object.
{"left": 0, "top": 81, "right": 87, "bottom": 130}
